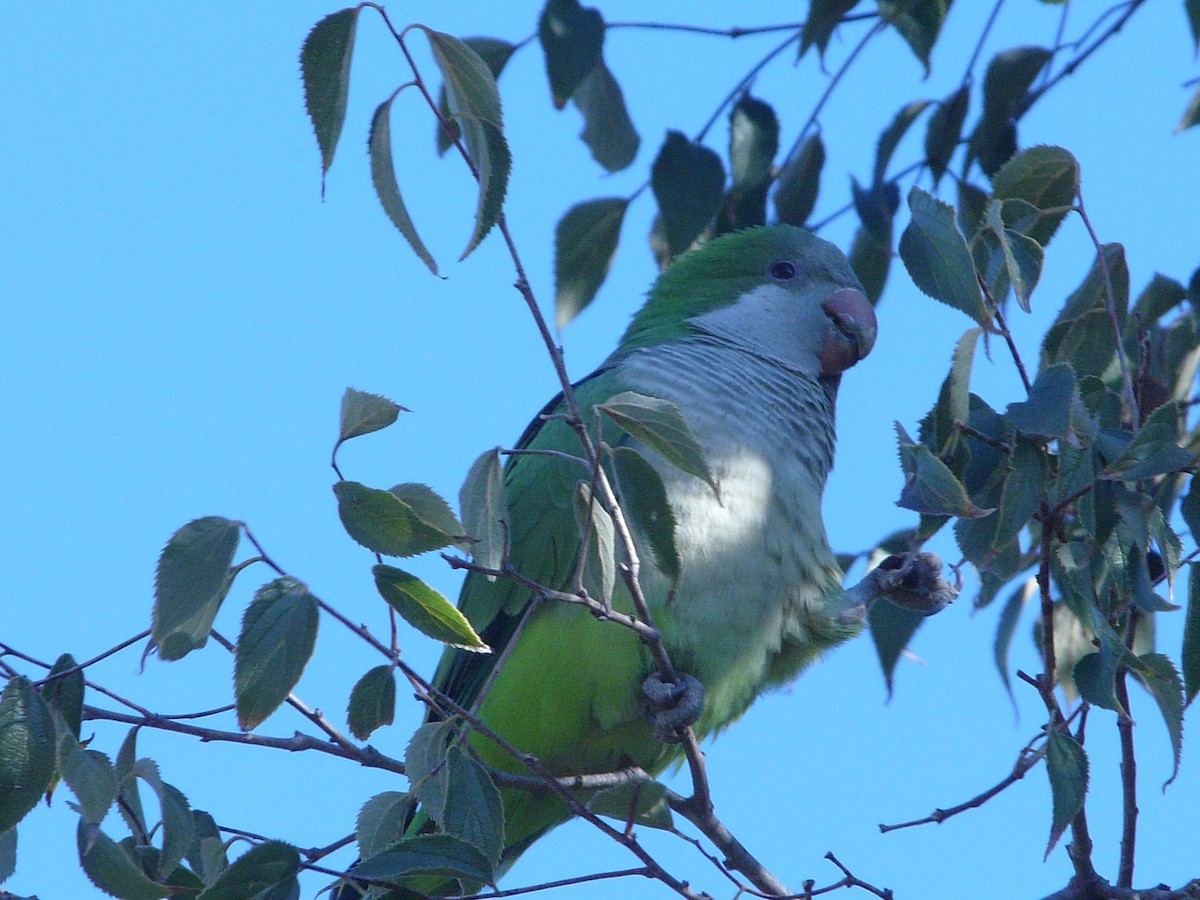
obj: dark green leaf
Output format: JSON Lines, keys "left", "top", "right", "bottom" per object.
{"left": 196, "top": 840, "right": 300, "bottom": 900}
{"left": 1187, "top": 0, "right": 1200, "bottom": 53}
{"left": 848, "top": 225, "right": 891, "bottom": 305}
{"left": 554, "top": 198, "right": 629, "bottom": 328}
{"left": 984, "top": 201, "right": 1043, "bottom": 312}
{"left": 40, "top": 653, "right": 84, "bottom": 740}
{"left": 852, "top": 178, "right": 899, "bottom": 244}
{"left": 390, "top": 483, "right": 468, "bottom": 552}
{"left": 927, "top": 327, "right": 981, "bottom": 455}
{"left": 1131, "top": 273, "right": 1187, "bottom": 326}
{"left": 300, "top": 8, "right": 360, "bottom": 185}
{"left": 1104, "top": 424, "right": 1194, "bottom": 481}
{"left": 459, "top": 448, "right": 509, "bottom": 577}
{"left": 573, "top": 61, "right": 639, "bottom": 172}
{"left": 153, "top": 517, "right": 241, "bottom": 661}
{"left": 610, "top": 446, "right": 680, "bottom": 583}
{"left": 234, "top": 578, "right": 319, "bottom": 731}
{"left": 77, "top": 820, "right": 170, "bottom": 900}
{"left": 348, "top": 666, "right": 396, "bottom": 741}
{"left": 436, "top": 38, "right": 515, "bottom": 155}
{"left": 650, "top": 131, "right": 725, "bottom": 260}
{"left": 1136, "top": 653, "right": 1184, "bottom": 786}
{"left": 335, "top": 481, "right": 449, "bottom": 558}
{"left": 1005, "top": 363, "right": 1076, "bottom": 440}
{"left": 155, "top": 782, "right": 194, "bottom": 881}
{"left": 994, "top": 579, "right": 1035, "bottom": 698}
{"left": 925, "top": 84, "right": 969, "bottom": 186}
{"left": 114, "top": 730, "right": 146, "bottom": 843}
{"left": 1051, "top": 309, "right": 1117, "bottom": 382}
{"left": 538, "top": 0, "right": 604, "bottom": 108}
{"left": 868, "top": 593, "right": 925, "bottom": 698}
{"left": 187, "top": 809, "right": 227, "bottom": 885}
{"left": 357, "top": 791, "right": 416, "bottom": 859}
{"left": 0, "top": 678, "right": 57, "bottom": 835}
{"left": 58, "top": 739, "right": 116, "bottom": 827}
{"left": 0, "top": 826, "right": 15, "bottom": 884}
{"left": 990, "top": 145, "right": 1079, "bottom": 247}
{"left": 899, "top": 186, "right": 988, "bottom": 325}
{"left": 879, "top": 0, "right": 952, "bottom": 74}
{"left": 874, "top": 100, "right": 931, "bottom": 185}
{"left": 339, "top": 388, "right": 404, "bottom": 444}
{"left": 406, "top": 720, "right": 456, "bottom": 824}
{"left": 599, "top": 391, "right": 719, "bottom": 497}
{"left": 442, "top": 746, "right": 504, "bottom": 864}
{"left": 587, "top": 778, "right": 673, "bottom": 830}
{"left": 352, "top": 833, "right": 493, "bottom": 885}
{"left": 800, "top": 0, "right": 860, "bottom": 59}
{"left": 729, "top": 95, "right": 779, "bottom": 189}
{"left": 374, "top": 565, "right": 489, "bottom": 652}
{"left": 1177, "top": 83, "right": 1200, "bottom": 133}
{"left": 956, "top": 180, "right": 989, "bottom": 236}
{"left": 896, "top": 426, "right": 993, "bottom": 518}
{"left": 773, "top": 132, "right": 824, "bottom": 226}
{"left": 573, "top": 483, "right": 616, "bottom": 606}
{"left": 991, "top": 439, "right": 1045, "bottom": 550}
{"left": 1044, "top": 730, "right": 1088, "bottom": 859}
{"left": 369, "top": 91, "right": 439, "bottom": 275}
{"left": 969, "top": 47, "right": 1053, "bottom": 177}
{"left": 1185, "top": 565, "right": 1200, "bottom": 706}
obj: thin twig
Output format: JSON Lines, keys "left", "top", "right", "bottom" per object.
{"left": 1115, "top": 610, "right": 1140, "bottom": 888}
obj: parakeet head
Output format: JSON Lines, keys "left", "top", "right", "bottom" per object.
{"left": 618, "top": 225, "right": 876, "bottom": 377}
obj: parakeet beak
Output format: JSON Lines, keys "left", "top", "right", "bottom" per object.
{"left": 818, "top": 287, "right": 876, "bottom": 375}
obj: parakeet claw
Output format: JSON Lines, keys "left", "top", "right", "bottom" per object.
{"left": 871, "top": 552, "right": 958, "bottom": 615}
{"left": 642, "top": 672, "right": 705, "bottom": 743}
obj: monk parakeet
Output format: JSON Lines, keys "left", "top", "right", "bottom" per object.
{"left": 423, "top": 224, "right": 945, "bottom": 874}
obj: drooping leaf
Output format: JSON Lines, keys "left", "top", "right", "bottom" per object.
{"left": 899, "top": 186, "right": 988, "bottom": 325}
{"left": 994, "top": 579, "right": 1036, "bottom": 698}
{"left": 196, "top": 840, "right": 300, "bottom": 900}
{"left": 459, "top": 448, "right": 510, "bottom": 578}
{"left": 1187, "top": 0, "right": 1200, "bottom": 53}
{"left": 969, "top": 47, "right": 1053, "bottom": 176}
{"left": 587, "top": 778, "right": 673, "bottom": 830}
{"left": 153, "top": 517, "right": 241, "bottom": 661}
{"left": 442, "top": 746, "right": 504, "bottom": 865}
{"left": 650, "top": 131, "right": 725, "bottom": 260}
{"left": 956, "top": 180, "right": 990, "bottom": 236}
{"left": 369, "top": 90, "right": 439, "bottom": 275}
{"left": 874, "top": 100, "right": 931, "bottom": 184}
{"left": 538, "top": 0, "right": 605, "bottom": 108}
{"left": 926, "top": 327, "right": 981, "bottom": 455}
{"left": 347, "top": 665, "right": 396, "bottom": 741}
{"left": 991, "top": 439, "right": 1045, "bottom": 551}
{"left": 729, "top": 95, "right": 779, "bottom": 189}
{"left": 610, "top": 446, "right": 680, "bottom": 583}
{"left": 1136, "top": 653, "right": 1184, "bottom": 786}
{"left": 574, "top": 482, "right": 616, "bottom": 607}
{"left": 234, "top": 578, "right": 320, "bottom": 731}
{"left": 187, "top": 809, "right": 227, "bottom": 885}
{"left": 0, "top": 679, "right": 56, "bottom": 835}
{"left": 436, "top": 38, "right": 516, "bottom": 154}
{"left": 351, "top": 833, "right": 494, "bottom": 886}
{"left": 599, "top": 391, "right": 719, "bottom": 497}
{"left": 800, "top": 0, "right": 860, "bottom": 60}
{"left": 990, "top": 145, "right": 1079, "bottom": 247}
{"left": 982, "top": 199, "right": 1044, "bottom": 312}
{"left": 113, "top": 730, "right": 146, "bottom": 843}
{"left": 1044, "top": 730, "right": 1088, "bottom": 859}
{"left": 357, "top": 791, "right": 416, "bottom": 860}
{"left": 1005, "top": 363, "right": 1076, "bottom": 440}
{"left": 1131, "top": 273, "right": 1187, "bottom": 326}
{"left": 896, "top": 436, "right": 993, "bottom": 519}
{"left": 339, "top": 388, "right": 404, "bottom": 444}
{"left": 868, "top": 591, "right": 926, "bottom": 698}
{"left": 852, "top": 177, "right": 900, "bottom": 244}
{"left": 152, "top": 782, "right": 194, "bottom": 881}
{"left": 555, "top": 197, "right": 629, "bottom": 328}
{"left": 848, "top": 224, "right": 891, "bottom": 304}
{"left": 58, "top": 738, "right": 117, "bottom": 827}
{"left": 1185, "top": 565, "right": 1200, "bottom": 707}
{"left": 879, "top": 0, "right": 953, "bottom": 74}
{"left": 572, "top": 61, "right": 639, "bottom": 172}
{"left": 0, "top": 826, "right": 15, "bottom": 884}
{"left": 374, "top": 565, "right": 489, "bottom": 652}
{"left": 925, "top": 84, "right": 969, "bottom": 186}
{"left": 300, "top": 8, "right": 361, "bottom": 185}
{"left": 774, "top": 131, "right": 825, "bottom": 226}
{"left": 1177, "top": 83, "right": 1200, "bottom": 133}
{"left": 407, "top": 720, "right": 456, "bottom": 824}
{"left": 40, "top": 653, "right": 84, "bottom": 740}
{"left": 77, "top": 820, "right": 170, "bottom": 900}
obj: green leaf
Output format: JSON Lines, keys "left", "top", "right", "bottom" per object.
{"left": 0, "top": 678, "right": 57, "bottom": 835}
{"left": 994, "top": 579, "right": 1035, "bottom": 698}
{"left": 368, "top": 91, "right": 439, "bottom": 276}
{"left": 868, "top": 591, "right": 926, "bottom": 698}
{"left": 347, "top": 666, "right": 396, "bottom": 741}
{"left": 154, "top": 782, "right": 194, "bottom": 881}
{"left": 991, "top": 439, "right": 1045, "bottom": 551}
{"left": 390, "top": 483, "right": 468, "bottom": 552}
{"left": 1177, "top": 83, "right": 1200, "bottom": 133}
{"left": 418, "top": 28, "right": 510, "bottom": 260}
{"left": 1131, "top": 273, "right": 1187, "bottom": 326}
{"left": 1104, "top": 424, "right": 1195, "bottom": 481}
{"left": 406, "top": 720, "right": 456, "bottom": 824}
{"left": 990, "top": 145, "right": 1079, "bottom": 247}
{"left": 58, "top": 738, "right": 117, "bottom": 827}
{"left": 1044, "top": 730, "right": 1088, "bottom": 859}
{"left": 599, "top": 391, "right": 719, "bottom": 497}
{"left": 899, "top": 186, "right": 988, "bottom": 325}
{"left": 773, "top": 132, "right": 824, "bottom": 226}
{"left": 114, "top": 730, "right": 146, "bottom": 842}
{"left": 956, "top": 180, "right": 989, "bottom": 236}
{"left": 1136, "top": 653, "right": 1184, "bottom": 786}
{"left": 234, "top": 578, "right": 319, "bottom": 731}
{"left": 77, "top": 820, "right": 170, "bottom": 900}
{"left": 879, "top": 0, "right": 952, "bottom": 74}
{"left": 573, "top": 61, "right": 639, "bottom": 172}
{"left": 874, "top": 100, "right": 931, "bottom": 185}
{"left": 925, "top": 84, "right": 969, "bottom": 187}
{"left": 729, "top": 95, "right": 779, "bottom": 190}
{"left": 187, "top": 809, "right": 227, "bottom": 885}
{"left": 538, "top": 0, "right": 605, "bottom": 108}
{"left": 459, "top": 448, "right": 509, "bottom": 578}
{"left": 573, "top": 483, "right": 616, "bottom": 607}
{"left": 153, "top": 517, "right": 241, "bottom": 661}
{"left": 335, "top": 481, "right": 453, "bottom": 558}
{"left": 352, "top": 833, "right": 494, "bottom": 885}
{"left": 896, "top": 433, "right": 993, "bottom": 519}
{"left": 800, "top": 0, "right": 861, "bottom": 59}
{"left": 926, "top": 327, "right": 981, "bottom": 455}
{"left": 40, "top": 653, "right": 84, "bottom": 740}
{"left": 1187, "top": 0, "right": 1200, "bottom": 53}
{"left": 1005, "top": 363, "right": 1076, "bottom": 440}
{"left": 436, "top": 38, "right": 516, "bottom": 155}
{"left": 554, "top": 197, "right": 629, "bottom": 329}
{"left": 300, "top": 8, "right": 360, "bottom": 186}
{"left": 0, "top": 825, "right": 15, "bottom": 884}
{"left": 650, "top": 131, "right": 725, "bottom": 260}
{"left": 357, "top": 791, "right": 416, "bottom": 860}
{"left": 374, "top": 565, "right": 489, "bottom": 652}
{"left": 1185, "top": 565, "right": 1200, "bottom": 707}
{"left": 969, "top": 47, "right": 1053, "bottom": 176}
{"left": 848, "top": 224, "right": 891, "bottom": 305}
{"left": 196, "top": 840, "right": 300, "bottom": 900}
{"left": 339, "top": 388, "right": 404, "bottom": 444}
{"left": 852, "top": 178, "right": 899, "bottom": 244}
{"left": 610, "top": 446, "right": 680, "bottom": 583}
{"left": 442, "top": 746, "right": 504, "bottom": 865}
{"left": 587, "top": 778, "right": 673, "bottom": 830}
{"left": 983, "top": 200, "right": 1044, "bottom": 312}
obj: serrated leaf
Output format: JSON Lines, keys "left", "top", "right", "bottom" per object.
{"left": 348, "top": 666, "right": 397, "bottom": 741}
{"left": 848, "top": 224, "right": 891, "bottom": 305}
{"left": 40, "top": 653, "right": 84, "bottom": 740}
{"left": 555, "top": 198, "right": 629, "bottom": 328}
{"left": 437, "top": 38, "right": 516, "bottom": 154}
{"left": 374, "top": 565, "right": 489, "bottom": 652}
{"left": 114, "top": 730, "right": 145, "bottom": 840}
{"left": 879, "top": 0, "right": 952, "bottom": 74}
{"left": 991, "top": 439, "right": 1045, "bottom": 551}
{"left": 234, "top": 578, "right": 319, "bottom": 731}
{"left": 351, "top": 833, "right": 493, "bottom": 885}
{"left": 650, "top": 131, "right": 725, "bottom": 260}
{"left": 990, "top": 145, "right": 1079, "bottom": 247}
{"left": 335, "top": 481, "right": 447, "bottom": 558}
{"left": 926, "top": 84, "right": 969, "bottom": 186}
{"left": 774, "top": 132, "right": 824, "bottom": 226}
{"left": 983, "top": 200, "right": 1043, "bottom": 312}
{"left": 300, "top": 8, "right": 360, "bottom": 186}
{"left": 610, "top": 446, "right": 680, "bottom": 583}
{"left": 538, "top": 0, "right": 604, "bottom": 108}
{"left": 0, "top": 678, "right": 57, "bottom": 835}
{"left": 927, "top": 327, "right": 981, "bottom": 454}
{"left": 587, "top": 778, "right": 673, "bottom": 830}
{"left": 599, "top": 391, "right": 718, "bottom": 497}
{"left": 196, "top": 840, "right": 300, "bottom": 900}
{"left": 896, "top": 435, "right": 993, "bottom": 518}
{"left": 573, "top": 61, "right": 639, "bottom": 172}
{"left": 1005, "top": 363, "right": 1076, "bottom": 439}
{"left": 1104, "top": 426, "right": 1195, "bottom": 481}
{"left": 1135, "top": 653, "right": 1185, "bottom": 786}
{"left": 800, "top": 0, "right": 860, "bottom": 59}
{"left": 153, "top": 517, "right": 241, "bottom": 661}
{"left": 339, "top": 388, "right": 404, "bottom": 444}
{"left": 1044, "top": 730, "right": 1088, "bottom": 859}
{"left": 406, "top": 720, "right": 456, "bottom": 825}
{"left": 574, "top": 482, "right": 616, "bottom": 606}
{"left": 357, "top": 791, "right": 416, "bottom": 860}
{"left": 368, "top": 90, "right": 439, "bottom": 275}
{"left": 58, "top": 738, "right": 117, "bottom": 827}
{"left": 77, "top": 820, "right": 170, "bottom": 900}
{"left": 1185, "top": 566, "right": 1200, "bottom": 707}
{"left": 969, "top": 47, "right": 1053, "bottom": 176}
{"left": 187, "top": 809, "right": 227, "bottom": 885}
{"left": 155, "top": 782, "right": 194, "bottom": 880}
{"left": 442, "top": 746, "right": 504, "bottom": 865}
{"left": 868, "top": 591, "right": 926, "bottom": 698}
{"left": 390, "top": 483, "right": 468, "bottom": 552}
{"left": 900, "top": 186, "right": 988, "bottom": 325}
{"left": 0, "top": 825, "right": 15, "bottom": 884}
{"left": 459, "top": 448, "right": 509, "bottom": 579}
{"left": 729, "top": 95, "right": 779, "bottom": 190}
{"left": 874, "top": 100, "right": 931, "bottom": 185}
{"left": 1131, "top": 273, "right": 1187, "bottom": 326}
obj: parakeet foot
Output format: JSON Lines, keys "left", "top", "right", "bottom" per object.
{"left": 871, "top": 552, "right": 958, "bottom": 615}
{"left": 642, "top": 672, "right": 705, "bottom": 743}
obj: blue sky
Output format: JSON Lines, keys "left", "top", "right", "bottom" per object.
{"left": 3, "top": 3, "right": 1199, "bottom": 898}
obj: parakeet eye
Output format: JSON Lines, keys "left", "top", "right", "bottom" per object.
{"left": 769, "top": 260, "right": 796, "bottom": 281}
